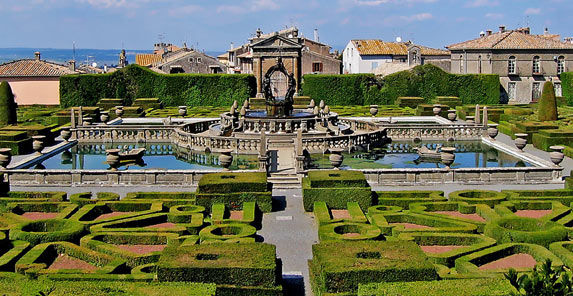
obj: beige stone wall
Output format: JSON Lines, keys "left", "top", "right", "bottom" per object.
{"left": 3, "top": 77, "right": 60, "bottom": 105}
{"left": 301, "top": 52, "right": 341, "bottom": 74}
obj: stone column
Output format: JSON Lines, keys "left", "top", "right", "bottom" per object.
{"left": 295, "top": 129, "right": 305, "bottom": 173}
{"left": 256, "top": 57, "right": 263, "bottom": 97}
{"left": 258, "top": 128, "right": 268, "bottom": 173}
{"left": 294, "top": 55, "right": 302, "bottom": 94}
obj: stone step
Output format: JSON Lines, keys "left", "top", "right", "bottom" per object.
{"left": 268, "top": 174, "right": 301, "bottom": 189}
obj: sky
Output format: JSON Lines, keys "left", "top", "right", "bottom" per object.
{"left": 0, "top": 0, "right": 571, "bottom": 52}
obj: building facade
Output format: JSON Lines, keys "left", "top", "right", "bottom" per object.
{"left": 343, "top": 39, "right": 450, "bottom": 75}
{"left": 448, "top": 26, "right": 573, "bottom": 104}
{"left": 136, "top": 43, "right": 226, "bottom": 74}
{"left": 220, "top": 27, "right": 341, "bottom": 93}
{"left": 0, "top": 52, "right": 80, "bottom": 105}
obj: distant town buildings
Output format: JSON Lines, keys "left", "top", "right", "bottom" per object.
{"left": 447, "top": 26, "right": 573, "bottom": 104}
{"left": 342, "top": 39, "right": 450, "bottom": 75}
{"left": 219, "top": 27, "right": 341, "bottom": 95}
{"left": 0, "top": 52, "right": 80, "bottom": 105}
{"left": 135, "top": 43, "right": 227, "bottom": 74}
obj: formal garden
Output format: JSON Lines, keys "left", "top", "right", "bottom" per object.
{"left": 0, "top": 63, "right": 572, "bottom": 295}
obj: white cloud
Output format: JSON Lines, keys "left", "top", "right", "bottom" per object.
{"left": 524, "top": 8, "right": 541, "bottom": 15}
{"left": 169, "top": 5, "right": 202, "bottom": 16}
{"left": 400, "top": 12, "right": 433, "bottom": 22}
{"left": 466, "top": 0, "right": 499, "bottom": 7}
{"left": 75, "top": 0, "right": 147, "bottom": 8}
{"left": 341, "top": 0, "right": 437, "bottom": 7}
{"left": 216, "top": 0, "right": 279, "bottom": 14}
{"left": 485, "top": 12, "right": 503, "bottom": 19}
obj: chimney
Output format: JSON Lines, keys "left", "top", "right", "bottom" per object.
{"left": 230, "top": 42, "right": 234, "bottom": 50}
{"left": 480, "top": 31, "right": 486, "bottom": 38}
{"left": 314, "top": 28, "right": 319, "bottom": 42}
{"left": 68, "top": 60, "right": 76, "bottom": 72}
{"left": 544, "top": 27, "right": 549, "bottom": 35}
{"left": 256, "top": 28, "right": 262, "bottom": 38}
{"left": 34, "top": 51, "right": 41, "bottom": 60}
{"left": 499, "top": 25, "right": 506, "bottom": 33}
{"left": 565, "top": 37, "right": 573, "bottom": 44}
{"left": 486, "top": 30, "right": 493, "bottom": 36}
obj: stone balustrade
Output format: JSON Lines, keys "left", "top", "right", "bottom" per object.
{"left": 384, "top": 124, "right": 485, "bottom": 140}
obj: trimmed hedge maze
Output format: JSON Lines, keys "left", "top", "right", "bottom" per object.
{"left": 0, "top": 173, "right": 283, "bottom": 295}
{"left": 308, "top": 187, "right": 573, "bottom": 295}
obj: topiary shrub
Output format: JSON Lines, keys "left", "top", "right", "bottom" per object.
{"left": 539, "top": 81, "right": 558, "bottom": 121}
{"left": 9, "top": 219, "right": 86, "bottom": 246}
{"left": 484, "top": 216, "right": 568, "bottom": 248}
{"left": 0, "top": 81, "right": 17, "bottom": 125}
{"left": 318, "top": 222, "right": 381, "bottom": 241}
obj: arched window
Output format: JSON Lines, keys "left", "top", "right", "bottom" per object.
{"left": 478, "top": 55, "right": 482, "bottom": 74}
{"left": 532, "top": 56, "right": 541, "bottom": 74}
{"left": 459, "top": 55, "right": 464, "bottom": 73}
{"left": 558, "top": 56, "right": 565, "bottom": 74}
{"left": 508, "top": 56, "right": 516, "bottom": 74}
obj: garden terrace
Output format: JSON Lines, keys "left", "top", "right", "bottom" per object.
{"left": 309, "top": 241, "right": 438, "bottom": 295}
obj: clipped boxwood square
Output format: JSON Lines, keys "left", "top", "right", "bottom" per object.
{"left": 310, "top": 241, "right": 438, "bottom": 294}
{"left": 157, "top": 243, "right": 278, "bottom": 288}
{"left": 197, "top": 172, "right": 269, "bottom": 194}
{"left": 307, "top": 170, "right": 369, "bottom": 188}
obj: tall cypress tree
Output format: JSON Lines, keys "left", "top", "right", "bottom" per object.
{"left": 538, "top": 81, "right": 558, "bottom": 121}
{"left": 0, "top": 81, "right": 17, "bottom": 125}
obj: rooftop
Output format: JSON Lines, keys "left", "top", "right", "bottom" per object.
{"left": 0, "top": 56, "right": 80, "bottom": 77}
{"left": 351, "top": 40, "right": 449, "bottom": 56}
{"left": 447, "top": 29, "right": 573, "bottom": 50}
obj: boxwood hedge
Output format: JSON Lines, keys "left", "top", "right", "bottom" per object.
{"left": 374, "top": 191, "right": 446, "bottom": 210}
{"left": 449, "top": 190, "right": 507, "bottom": 207}
{"left": 358, "top": 278, "right": 515, "bottom": 296}
{"left": 484, "top": 216, "right": 568, "bottom": 247}
{"left": 10, "top": 219, "right": 86, "bottom": 246}
{"left": 303, "top": 170, "right": 373, "bottom": 212}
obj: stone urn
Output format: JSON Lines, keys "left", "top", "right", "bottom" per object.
{"left": 82, "top": 117, "right": 92, "bottom": 126}
{"left": 115, "top": 106, "right": 124, "bottom": 118}
{"left": 308, "top": 99, "right": 316, "bottom": 109}
{"left": 514, "top": 133, "right": 528, "bottom": 151}
{"left": 319, "top": 100, "right": 325, "bottom": 110}
{"left": 0, "top": 148, "right": 12, "bottom": 169}
{"left": 243, "top": 99, "right": 250, "bottom": 109}
{"left": 466, "top": 116, "right": 475, "bottom": 123}
{"left": 32, "top": 136, "right": 46, "bottom": 154}
{"left": 370, "top": 105, "right": 379, "bottom": 117}
{"left": 100, "top": 111, "right": 109, "bottom": 123}
{"left": 329, "top": 148, "right": 344, "bottom": 170}
{"left": 106, "top": 149, "right": 121, "bottom": 171}
{"left": 324, "top": 105, "right": 330, "bottom": 115}
{"left": 178, "top": 106, "right": 188, "bottom": 117}
{"left": 60, "top": 127, "right": 71, "bottom": 142}
{"left": 313, "top": 106, "right": 320, "bottom": 115}
{"left": 447, "top": 110, "right": 457, "bottom": 121}
{"left": 61, "top": 150, "right": 72, "bottom": 164}
{"left": 440, "top": 147, "right": 456, "bottom": 169}
{"left": 432, "top": 104, "right": 442, "bottom": 116}
{"left": 487, "top": 124, "right": 499, "bottom": 140}
{"left": 549, "top": 146, "right": 565, "bottom": 166}
{"left": 219, "top": 149, "right": 234, "bottom": 171}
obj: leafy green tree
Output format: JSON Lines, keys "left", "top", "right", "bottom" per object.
{"left": 538, "top": 81, "right": 558, "bottom": 121}
{"left": 505, "top": 258, "right": 573, "bottom": 296}
{"left": 0, "top": 81, "right": 17, "bottom": 125}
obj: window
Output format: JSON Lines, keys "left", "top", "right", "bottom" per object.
{"left": 532, "top": 82, "right": 541, "bottom": 101}
{"left": 459, "top": 55, "right": 464, "bottom": 73}
{"left": 555, "top": 82, "right": 563, "bottom": 97}
{"left": 508, "top": 82, "right": 516, "bottom": 101}
{"left": 478, "top": 55, "right": 482, "bottom": 74}
{"left": 312, "top": 62, "right": 323, "bottom": 73}
{"left": 197, "top": 57, "right": 202, "bottom": 63}
{"left": 558, "top": 56, "right": 565, "bottom": 74}
{"left": 533, "top": 56, "right": 541, "bottom": 74}
{"left": 371, "top": 62, "right": 378, "bottom": 71}
{"left": 508, "top": 56, "right": 516, "bottom": 74}
{"left": 189, "top": 57, "right": 194, "bottom": 63}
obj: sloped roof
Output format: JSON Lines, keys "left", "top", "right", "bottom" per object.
{"left": 447, "top": 30, "right": 573, "bottom": 50}
{"left": 352, "top": 40, "right": 449, "bottom": 56}
{"left": 135, "top": 54, "right": 162, "bottom": 67}
{"left": 0, "top": 59, "right": 79, "bottom": 77}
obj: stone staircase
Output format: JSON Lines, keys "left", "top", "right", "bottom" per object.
{"left": 268, "top": 172, "right": 301, "bottom": 189}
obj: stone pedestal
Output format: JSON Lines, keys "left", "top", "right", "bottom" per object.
{"left": 258, "top": 156, "right": 268, "bottom": 173}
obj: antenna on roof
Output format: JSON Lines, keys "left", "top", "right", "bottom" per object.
{"left": 396, "top": 37, "right": 402, "bottom": 42}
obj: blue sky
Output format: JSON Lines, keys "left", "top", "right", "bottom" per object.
{"left": 0, "top": 0, "right": 571, "bottom": 52}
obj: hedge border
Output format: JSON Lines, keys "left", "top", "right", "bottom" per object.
{"left": 318, "top": 222, "right": 381, "bottom": 242}
{"left": 495, "top": 200, "right": 570, "bottom": 222}
{"left": 69, "top": 192, "right": 120, "bottom": 207}
{"left": 484, "top": 216, "right": 568, "bottom": 247}
{"left": 209, "top": 202, "right": 258, "bottom": 226}
{"left": 69, "top": 201, "right": 164, "bottom": 226}
{"left": 6, "top": 202, "right": 78, "bottom": 221}
{"left": 503, "top": 189, "right": 573, "bottom": 206}
{"left": 357, "top": 278, "right": 515, "bottom": 296}
{"left": 198, "top": 223, "right": 257, "bottom": 243}
{"left": 374, "top": 191, "right": 446, "bottom": 210}
{"left": 314, "top": 202, "right": 368, "bottom": 225}
{"left": 370, "top": 212, "right": 478, "bottom": 236}
{"left": 9, "top": 219, "right": 86, "bottom": 246}
{"left": 449, "top": 190, "right": 507, "bottom": 207}
{"left": 0, "top": 240, "right": 30, "bottom": 271}
{"left": 90, "top": 213, "right": 203, "bottom": 235}
{"left": 409, "top": 201, "right": 498, "bottom": 233}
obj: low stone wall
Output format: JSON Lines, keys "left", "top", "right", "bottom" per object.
{"left": 4, "top": 169, "right": 258, "bottom": 187}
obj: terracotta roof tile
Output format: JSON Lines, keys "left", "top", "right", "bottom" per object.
{"left": 135, "top": 54, "right": 162, "bottom": 66}
{"left": 0, "top": 59, "right": 79, "bottom": 77}
{"left": 447, "top": 31, "right": 573, "bottom": 50}
{"left": 353, "top": 40, "right": 449, "bottom": 56}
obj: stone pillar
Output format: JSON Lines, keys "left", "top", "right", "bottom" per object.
{"left": 256, "top": 57, "right": 263, "bottom": 97}
{"left": 294, "top": 55, "right": 302, "bottom": 94}
{"left": 78, "top": 107, "right": 84, "bottom": 126}
{"left": 258, "top": 128, "right": 268, "bottom": 173}
{"left": 295, "top": 129, "right": 305, "bottom": 173}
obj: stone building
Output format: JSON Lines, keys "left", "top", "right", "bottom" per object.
{"left": 342, "top": 39, "right": 450, "bottom": 75}
{"left": 447, "top": 26, "right": 573, "bottom": 104}
{"left": 0, "top": 52, "right": 80, "bottom": 105}
{"left": 136, "top": 43, "right": 226, "bottom": 74}
{"left": 220, "top": 27, "right": 341, "bottom": 95}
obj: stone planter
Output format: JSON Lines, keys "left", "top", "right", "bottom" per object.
{"left": 447, "top": 110, "right": 457, "bottom": 121}
{"left": 440, "top": 147, "right": 456, "bottom": 169}
{"left": 32, "top": 136, "right": 46, "bottom": 154}
{"left": 82, "top": 117, "right": 92, "bottom": 126}
{"left": 100, "top": 111, "right": 109, "bottom": 123}
{"left": 549, "top": 146, "right": 565, "bottom": 166}
{"left": 106, "top": 149, "right": 121, "bottom": 171}
{"left": 219, "top": 149, "right": 234, "bottom": 171}
{"left": 487, "top": 124, "right": 499, "bottom": 140}
{"left": 514, "top": 133, "right": 528, "bottom": 151}
{"left": 329, "top": 148, "right": 344, "bottom": 170}
{"left": 115, "top": 106, "right": 124, "bottom": 118}
{"left": 370, "top": 105, "right": 379, "bottom": 117}
{"left": 60, "top": 127, "right": 71, "bottom": 142}
{"left": 432, "top": 104, "right": 442, "bottom": 116}
{"left": 0, "top": 148, "right": 12, "bottom": 169}
{"left": 178, "top": 106, "right": 187, "bottom": 117}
